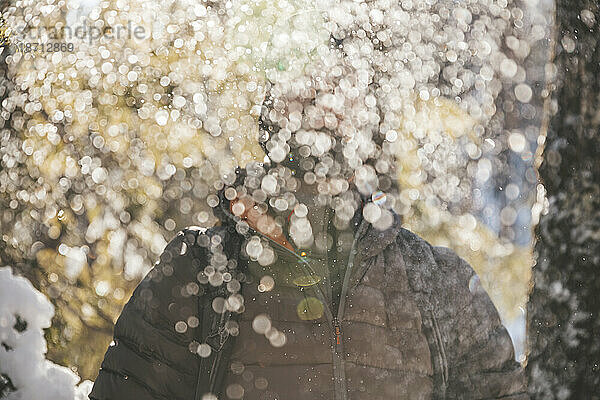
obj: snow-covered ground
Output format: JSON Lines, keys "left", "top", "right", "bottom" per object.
{"left": 0, "top": 267, "right": 92, "bottom": 400}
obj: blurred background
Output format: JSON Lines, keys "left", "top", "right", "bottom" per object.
{"left": 0, "top": 0, "right": 555, "bottom": 385}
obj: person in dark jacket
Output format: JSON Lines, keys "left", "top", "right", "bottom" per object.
{"left": 89, "top": 178, "right": 528, "bottom": 399}
{"left": 90, "top": 91, "right": 529, "bottom": 399}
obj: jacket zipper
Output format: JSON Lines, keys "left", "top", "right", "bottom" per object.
{"left": 246, "top": 218, "right": 368, "bottom": 400}
{"left": 330, "top": 219, "right": 368, "bottom": 400}
{"left": 331, "top": 317, "right": 345, "bottom": 400}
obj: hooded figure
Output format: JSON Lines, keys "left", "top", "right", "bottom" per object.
{"left": 89, "top": 81, "right": 529, "bottom": 399}
{"left": 89, "top": 0, "right": 531, "bottom": 394}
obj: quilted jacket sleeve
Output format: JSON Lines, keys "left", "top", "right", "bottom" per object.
{"left": 89, "top": 228, "right": 207, "bottom": 400}
{"left": 430, "top": 246, "right": 529, "bottom": 400}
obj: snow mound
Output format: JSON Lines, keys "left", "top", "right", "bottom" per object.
{"left": 0, "top": 267, "right": 92, "bottom": 400}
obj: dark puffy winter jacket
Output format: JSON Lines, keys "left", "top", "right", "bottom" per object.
{"left": 90, "top": 211, "right": 528, "bottom": 400}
